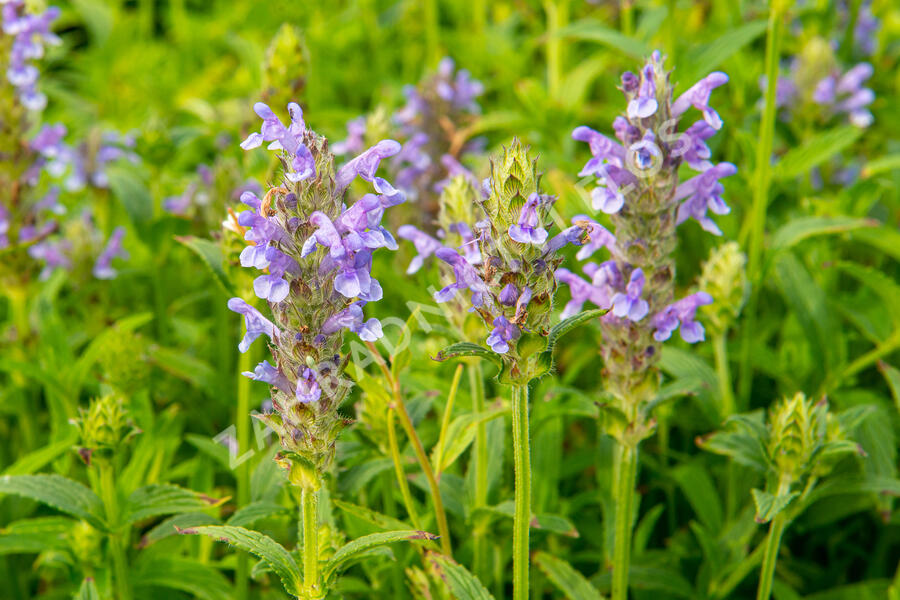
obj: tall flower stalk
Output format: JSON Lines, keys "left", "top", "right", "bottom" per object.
{"left": 226, "top": 101, "right": 403, "bottom": 599}
{"left": 428, "top": 140, "right": 594, "bottom": 599}
{"left": 562, "top": 51, "right": 735, "bottom": 600}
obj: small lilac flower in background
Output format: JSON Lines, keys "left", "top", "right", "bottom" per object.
{"left": 2, "top": 1, "right": 61, "bottom": 111}
{"left": 652, "top": 292, "right": 713, "bottom": 343}
{"left": 93, "top": 227, "right": 129, "bottom": 279}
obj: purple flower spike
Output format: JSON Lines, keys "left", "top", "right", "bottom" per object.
{"left": 652, "top": 292, "right": 713, "bottom": 343}
{"left": 242, "top": 360, "right": 292, "bottom": 394}
{"left": 611, "top": 268, "right": 649, "bottom": 322}
{"left": 674, "top": 162, "right": 737, "bottom": 235}
{"left": 486, "top": 316, "right": 520, "bottom": 353}
{"left": 508, "top": 193, "right": 549, "bottom": 245}
{"left": 227, "top": 297, "right": 280, "bottom": 353}
{"left": 398, "top": 225, "right": 443, "bottom": 274}
{"left": 671, "top": 72, "right": 729, "bottom": 129}
{"left": 296, "top": 367, "right": 321, "bottom": 404}
{"left": 93, "top": 227, "right": 129, "bottom": 280}
{"left": 241, "top": 102, "right": 315, "bottom": 181}
{"left": 627, "top": 63, "right": 659, "bottom": 119}
{"left": 336, "top": 140, "right": 402, "bottom": 193}
{"left": 433, "top": 247, "right": 490, "bottom": 307}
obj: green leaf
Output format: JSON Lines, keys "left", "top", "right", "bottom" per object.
{"left": 681, "top": 21, "right": 767, "bottom": 86}
{"left": 2, "top": 431, "right": 79, "bottom": 476}
{"left": 175, "top": 236, "right": 236, "bottom": 297}
{"left": 107, "top": 165, "right": 153, "bottom": 225}
{"left": 433, "top": 342, "right": 502, "bottom": 368}
{"left": 698, "top": 413, "right": 770, "bottom": 472}
{"left": 474, "top": 502, "right": 579, "bottom": 537}
{"left": 333, "top": 499, "right": 413, "bottom": 532}
{"left": 862, "top": 153, "right": 900, "bottom": 178}
{"left": 125, "top": 484, "right": 223, "bottom": 524}
{"left": 324, "top": 530, "right": 438, "bottom": 580}
{"left": 428, "top": 553, "right": 495, "bottom": 600}
{"left": 850, "top": 227, "right": 900, "bottom": 263}
{"left": 0, "top": 516, "right": 73, "bottom": 555}
{"left": 770, "top": 216, "right": 875, "bottom": 252}
{"left": 553, "top": 19, "right": 650, "bottom": 58}
{"left": 138, "top": 513, "right": 220, "bottom": 548}
{"left": 227, "top": 501, "right": 290, "bottom": 527}
{"left": 751, "top": 488, "right": 799, "bottom": 523}
{"left": 134, "top": 556, "right": 233, "bottom": 600}
{"left": 534, "top": 551, "right": 604, "bottom": 600}
{"left": 177, "top": 525, "right": 302, "bottom": 596}
{"left": 546, "top": 309, "right": 605, "bottom": 353}
{"left": 772, "top": 126, "right": 863, "bottom": 180}
{"left": 0, "top": 474, "right": 106, "bottom": 530}
{"left": 74, "top": 577, "right": 101, "bottom": 600}
{"left": 671, "top": 462, "right": 723, "bottom": 532}
{"left": 879, "top": 362, "right": 900, "bottom": 413}
{"left": 837, "top": 262, "right": 900, "bottom": 330}
{"left": 431, "top": 409, "right": 505, "bottom": 474}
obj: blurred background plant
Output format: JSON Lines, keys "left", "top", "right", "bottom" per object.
{"left": 0, "top": 0, "right": 898, "bottom": 599}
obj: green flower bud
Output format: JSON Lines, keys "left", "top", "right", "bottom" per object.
{"left": 697, "top": 241, "right": 748, "bottom": 335}
{"left": 768, "top": 392, "right": 825, "bottom": 483}
{"left": 262, "top": 24, "right": 307, "bottom": 110}
{"left": 98, "top": 327, "right": 150, "bottom": 395}
{"left": 71, "top": 395, "right": 135, "bottom": 460}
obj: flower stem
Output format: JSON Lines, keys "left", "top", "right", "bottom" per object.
{"left": 713, "top": 333, "right": 736, "bottom": 418}
{"left": 738, "top": 0, "right": 788, "bottom": 404}
{"left": 386, "top": 408, "right": 425, "bottom": 531}
{"left": 367, "top": 342, "right": 452, "bottom": 555}
{"left": 756, "top": 514, "right": 787, "bottom": 600}
{"left": 301, "top": 486, "right": 321, "bottom": 599}
{"left": 470, "top": 362, "right": 490, "bottom": 582}
{"left": 235, "top": 349, "right": 253, "bottom": 600}
{"left": 612, "top": 441, "right": 638, "bottom": 600}
{"left": 544, "top": 0, "right": 568, "bottom": 100}
{"left": 511, "top": 383, "right": 531, "bottom": 600}
{"left": 433, "top": 364, "right": 464, "bottom": 478}
{"left": 98, "top": 460, "right": 131, "bottom": 600}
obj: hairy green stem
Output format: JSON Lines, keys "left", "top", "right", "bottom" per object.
{"left": 756, "top": 514, "right": 786, "bottom": 600}
{"left": 738, "top": 0, "right": 788, "bottom": 403}
{"left": 470, "top": 362, "right": 489, "bottom": 582}
{"left": 511, "top": 383, "right": 531, "bottom": 600}
{"left": 99, "top": 460, "right": 131, "bottom": 600}
{"left": 235, "top": 349, "right": 253, "bottom": 600}
{"left": 301, "top": 487, "right": 321, "bottom": 599}
{"left": 612, "top": 442, "right": 638, "bottom": 600}
{"left": 713, "top": 333, "right": 736, "bottom": 418}
{"left": 386, "top": 408, "right": 424, "bottom": 531}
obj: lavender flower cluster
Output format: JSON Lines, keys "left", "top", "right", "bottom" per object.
{"left": 229, "top": 102, "right": 403, "bottom": 473}
{"left": 2, "top": 0, "right": 60, "bottom": 111}
{"left": 769, "top": 57, "right": 874, "bottom": 128}
{"left": 559, "top": 51, "right": 733, "bottom": 401}
{"left": 335, "top": 58, "right": 484, "bottom": 224}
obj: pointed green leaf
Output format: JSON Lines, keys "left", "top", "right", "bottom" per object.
{"left": 534, "top": 551, "right": 604, "bottom": 600}
{"left": 552, "top": 19, "right": 650, "bottom": 58}
{"left": 74, "top": 577, "right": 101, "bottom": 600}
{"left": 431, "top": 409, "right": 506, "bottom": 473}
{"left": 751, "top": 488, "right": 799, "bottom": 523}
{"left": 0, "top": 516, "right": 73, "bottom": 555}
{"left": 772, "top": 126, "right": 863, "bottom": 180}
{"left": 134, "top": 556, "right": 233, "bottom": 600}
{"left": 175, "top": 236, "right": 236, "bottom": 297}
{"left": 879, "top": 362, "right": 900, "bottom": 413}
{"left": 138, "top": 513, "right": 220, "bottom": 548}
{"left": 433, "top": 342, "right": 502, "bottom": 368}
{"left": 0, "top": 474, "right": 106, "bottom": 530}
{"left": 547, "top": 309, "right": 606, "bottom": 352}
{"left": 177, "top": 525, "right": 302, "bottom": 596}
{"left": 324, "top": 530, "right": 438, "bottom": 579}
{"left": 226, "top": 501, "right": 290, "bottom": 528}
{"left": 333, "top": 499, "right": 413, "bottom": 532}
{"left": 428, "top": 553, "right": 495, "bottom": 599}
{"left": 125, "top": 484, "right": 224, "bottom": 524}
{"left": 681, "top": 21, "right": 767, "bottom": 86}
{"left": 770, "top": 216, "right": 875, "bottom": 252}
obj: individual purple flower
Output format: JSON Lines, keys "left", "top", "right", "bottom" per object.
{"left": 628, "top": 130, "right": 662, "bottom": 171}
{"left": 242, "top": 102, "right": 315, "bottom": 182}
{"left": 336, "top": 140, "right": 402, "bottom": 193}
{"left": 434, "top": 57, "right": 484, "bottom": 112}
{"left": 93, "top": 227, "right": 129, "bottom": 280}
{"left": 572, "top": 126, "right": 625, "bottom": 169}
{"left": 611, "top": 268, "right": 649, "bottom": 322}
{"left": 295, "top": 368, "right": 321, "bottom": 403}
{"left": 253, "top": 247, "right": 298, "bottom": 303}
{"left": 652, "top": 292, "right": 714, "bottom": 343}
{"left": 671, "top": 72, "right": 729, "bottom": 129}
{"left": 674, "top": 162, "right": 736, "bottom": 235}
{"left": 485, "top": 315, "right": 519, "bottom": 353}
{"left": 812, "top": 63, "right": 875, "bottom": 128}
{"left": 555, "top": 267, "right": 612, "bottom": 318}
{"left": 677, "top": 121, "right": 717, "bottom": 171}
{"left": 433, "top": 246, "right": 490, "bottom": 307}
{"left": 397, "top": 224, "right": 443, "bottom": 274}
{"left": 588, "top": 165, "right": 629, "bottom": 214}
{"left": 627, "top": 62, "right": 659, "bottom": 119}
{"left": 27, "top": 238, "right": 71, "bottom": 280}
{"left": 321, "top": 302, "right": 383, "bottom": 341}
{"left": 227, "top": 297, "right": 280, "bottom": 353}
{"left": 243, "top": 360, "right": 292, "bottom": 394}
{"left": 612, "top": 116, "right": 641, "bottom": 146}
{"left": 499, "top": 283, "right": 519, "bottom": 306}
{"left": 508, "top": 193, "right": 549, "bottom": 245}
{"left": 332, "top": 116, "right": 367, "bottom": 156}
{"left": 449, "top": 222, "right": 482, "bottom": 265}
